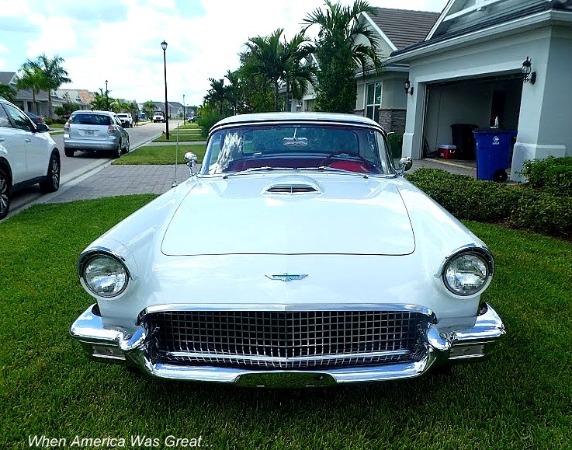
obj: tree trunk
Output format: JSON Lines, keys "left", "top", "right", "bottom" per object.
{"left": 274, "top": 81, "right": 279, "bottom": 112}
{"left": 32, "top": 90, "right": 38, "bottom": 114}
{"left": 47, "top": 90, "right": 53, "bottom": 119}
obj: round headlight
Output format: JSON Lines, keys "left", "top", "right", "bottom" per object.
{"left": 82, "top": 254, "right": 129, "bottom": 298}
{"left": 442, "top": 251, "right": 492, "bottom": 296}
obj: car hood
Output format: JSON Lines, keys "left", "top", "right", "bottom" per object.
{"left": 161, "top": 174, "right": 415, "bottom": 256}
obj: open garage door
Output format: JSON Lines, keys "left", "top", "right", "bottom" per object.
{"left": 423, "top": 73, "right": 522, "bottom": 160}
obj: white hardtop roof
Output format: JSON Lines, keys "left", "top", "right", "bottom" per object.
{"left": 212, "top": 112, "right": 383, "bottom": 130}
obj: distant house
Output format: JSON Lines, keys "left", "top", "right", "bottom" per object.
{"left": 387, "top": 0, "right": 572, "bottom": 181}
{"left": 0, "top": 71, "right": 66, "bottom": 117}
{"left": 56, "top": 89, "right": 94, "bottom": 109}
{"left": 144, "top": 101, "right": 184, "bottom": 119}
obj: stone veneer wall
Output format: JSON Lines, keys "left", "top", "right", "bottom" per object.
{"left": 379, "top": 109, "right": 406, "bottom": 133}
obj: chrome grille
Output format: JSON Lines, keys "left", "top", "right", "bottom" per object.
{"left": 143, "top": 310, "right": 429, "bottom": 369}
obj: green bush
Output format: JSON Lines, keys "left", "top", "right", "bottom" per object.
{"left": 387, "top": 133, "right": 403, "bottom": 159}
{"left": 406, "top": 168, "right": 570, "bottom": 238}
{"left": 196, "top": 110, "right": 226, "bottom": 138}
{"left": 510, "top": 190, "right": 572, "bottom": 237}
{"left": 521, "top": 156, "right": 572, "bottom": 197}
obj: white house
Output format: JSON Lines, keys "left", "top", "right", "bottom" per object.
{"left": 387, "top": 0, "right": 572, "bottom": 181}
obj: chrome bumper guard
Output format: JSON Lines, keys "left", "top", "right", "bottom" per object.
{"left": 70, "top": 303, "right": 505, "bottom": 387}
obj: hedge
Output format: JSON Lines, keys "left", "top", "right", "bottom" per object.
{"left": 406, "top": 168, "right": 571, "bottom": 239}
{"left": 521, "top": 156, "right": 572, "bottom": 197}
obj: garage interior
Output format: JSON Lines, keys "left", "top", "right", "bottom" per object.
{"left": 422, "top": 73, "right": 523, "bottom": 164}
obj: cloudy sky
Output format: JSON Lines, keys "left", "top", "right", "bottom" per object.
{"left": 0, "top": 0, "right": 447, "bottom": 107}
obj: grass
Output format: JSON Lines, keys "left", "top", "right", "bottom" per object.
{"left": 111, "top": 143, "right": 206, "bottom": 165}
{"left": 153, "top": 132, "right": 205, "bottom": 143}
{"left": 0, "top": 197, "right": 571, "bottom": 448}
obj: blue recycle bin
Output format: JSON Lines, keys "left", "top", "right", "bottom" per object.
{"left": 472, "top": 129, "right": 517, "bottom": 181}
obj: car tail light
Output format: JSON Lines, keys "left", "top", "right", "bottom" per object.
{"left": 108, "top": 125, "right": 116, "bottom": 134}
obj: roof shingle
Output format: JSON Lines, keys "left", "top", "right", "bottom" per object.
{"left": 367, "top": 7, "right": 440, "bottom": 50}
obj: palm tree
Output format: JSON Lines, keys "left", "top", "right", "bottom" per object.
{"left": 242, "top": 29, "right": 286, "bottom": 111}
{"left": 91, "top": 88, "right": 109, "bottom": 110}
{"left": 303, "top": 0, "right": 380, "bottom": 113}
{"left": 0, "top": 83, "right": 17, "bottom": 103}
{"left": 242, "top": 29, "right": 315, "bottom": 112}
{"left": 204, "top": 78, "right": 226, "bottom": 115}
{"left": 110, "top": 98, "right": 131, "bottom": 113}
{"left": 281, "top": 32, "right": 315, "bottom": 111}
{"left": 224, "top": 70, "right": 241, "bottom": 115}
{"left": 16, "top": 65, "right": 47, "bottom": 114}
{"left": 142, "top": 100, "right": 156, "bottom": 121}
{"left": 34, "top": 54, "right": 71, "bottom": 118}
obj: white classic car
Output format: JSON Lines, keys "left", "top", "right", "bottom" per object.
{"left": 70, "top": 112, "right": 505, "bottom": 387}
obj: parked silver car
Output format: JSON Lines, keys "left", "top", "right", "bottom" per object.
{"left": 64, "top": 110, "right": 130, "bottom": 158}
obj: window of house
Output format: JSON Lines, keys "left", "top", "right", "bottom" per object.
{"left": 365, "top": 82, "right": 381, "bottom": 122}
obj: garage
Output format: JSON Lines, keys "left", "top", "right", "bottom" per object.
{"left": 391, "top": 0, "right": 572, "bottom": 181}
{"left": 423, "top": 73, "right": 522, "bottom": 162}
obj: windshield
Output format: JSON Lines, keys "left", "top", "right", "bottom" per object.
{"left": 201, "top": 123, "right": 393, "bottom": 176}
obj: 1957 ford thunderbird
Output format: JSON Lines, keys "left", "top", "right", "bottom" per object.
{"left": 70, "top": 112, "right": 504, "bottom": 387}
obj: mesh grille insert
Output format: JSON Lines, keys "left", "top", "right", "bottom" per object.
{"left": 143, "top": 310, "right": 429, "bottom": 369}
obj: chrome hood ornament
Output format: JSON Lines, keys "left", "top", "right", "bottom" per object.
{"left": 266, "top": 274, "right": 308, "bottom": 282}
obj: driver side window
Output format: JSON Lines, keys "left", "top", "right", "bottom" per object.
{"left": 3, "top": 103, "right": 34, "bottom": 132}
{"left": 0, "top": 105, "right": 11, "bottom": 128}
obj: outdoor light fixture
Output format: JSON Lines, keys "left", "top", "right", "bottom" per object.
{"left": 404, "top": 79, "right": 414, "bottom": 95}
{"left": 161, "top": 40, "right": 170, "bottom": 140}
{"left": 521, "top": 57, "right": 536, "bottom": 85}
{"left": 105, "top": 79, "right": 109, "bottom": 110}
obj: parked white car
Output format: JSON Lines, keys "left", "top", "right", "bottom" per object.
{"left": 0, "top": 97, "right": 60, "bottom": 220}
{"left": 116, "top": 113, "right": 133, "bottom": 128}
{"left": 70, "top": 112, "right": 504, "bottom": 387}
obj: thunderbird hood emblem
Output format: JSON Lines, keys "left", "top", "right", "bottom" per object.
{"left": 266, "top": 274, "right": 308, "bottom": 282}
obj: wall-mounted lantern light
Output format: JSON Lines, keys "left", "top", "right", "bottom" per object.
{"left": 521, "top": 57, "right": 536, "bottom": 85}
{"left": 404, "top": 79, "right": 414, "bottom": 95}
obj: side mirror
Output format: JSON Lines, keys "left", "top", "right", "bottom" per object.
{"left": 35, "top": 123, "right": 50, "bottom": 133}
{"left": 397, "top": 157, "right": 412, "bottom": 175}
{"left": 184, "top": 152, "right": 198, "bottom": 176}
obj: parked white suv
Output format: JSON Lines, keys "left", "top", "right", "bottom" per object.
{"left": 116, "top": 113, "right": 133, "bottom": 128}
{"left": 0, "top": 97, "right": 61, "bottom": 220}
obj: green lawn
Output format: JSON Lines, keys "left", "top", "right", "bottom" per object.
{"left": 1, "top": 198, "right": 571, "bottom": 449}
{"left": 153, "top": 132, "right": 205, "bottom": 143}
{"left": 112, "top": 144, "right": 206, "bottom": 165}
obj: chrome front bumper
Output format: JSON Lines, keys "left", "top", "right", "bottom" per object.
{"left": 70, "top": 303, "right": 505, "bottom": 387}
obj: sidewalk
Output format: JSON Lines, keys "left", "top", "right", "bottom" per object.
{"left": 42, "top": 164, "right": 191, "bottom": 204}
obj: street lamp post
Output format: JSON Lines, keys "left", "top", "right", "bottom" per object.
{"left": 161, "top": 40, "right": 169, "bottom": 140}
{"left": 105, "top": 80, "right": 109, "bottom": 111}
{"left": 183, "top": 94, "right": 185, "bottom": 124}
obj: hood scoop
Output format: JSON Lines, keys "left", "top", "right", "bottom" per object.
{"left": 263, "top": 176, "right": 321, "bottom": 195}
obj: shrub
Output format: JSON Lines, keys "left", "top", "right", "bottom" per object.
{"left": 510, "top": 190, "right": 572, "bottom": 237}
{"left": 196, "top": 110, "right": 226, "bottom": 138}
{"left": 406, "top": 168, "right": 571, "bottom": 239}
{"left": 521, "top": 156, "right": 572, "bottom": 197}
{"left": 387, "top": 133, "right": 403, "bottom": 159}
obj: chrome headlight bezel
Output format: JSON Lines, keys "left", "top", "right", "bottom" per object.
{"left": 78, "top": 249, "right": 131, "bottom": 299}
{"left": 440, "top": 246, "right": 494, "bottom": 297}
